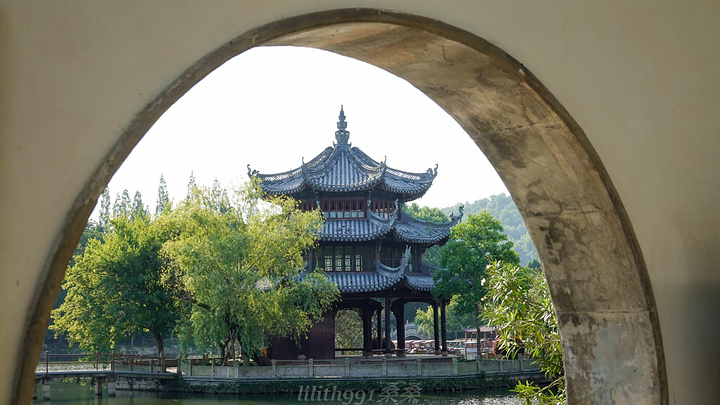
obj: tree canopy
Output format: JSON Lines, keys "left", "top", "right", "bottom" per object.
{"left": 52, "top": 179, "right": 339, "bottom": 364}
{"left": 414, "top": 297, "right": 475, "bottom": 339}
{"left": 442, "top": 194, "right": 538, "bottom": 265}
{"left": 483, "top": 262, "right": 565, "bottom": 404}
{"left": 402, "top": 203, "right": 452, "bottom": 267}
{"left": 156, "top": 174, "right": 170, "bottom": 216}
{"left": 334, "top": 310, "right": 363, "bottom": 352}
{"left": 51, "top": 213, "right": 178, "bottom": 354}
{"left": 161, "top": 181, "right": 339, "bottom": 364}
{"left": 433, "top": 211, "right": 519, "bottom": 338}
{"left": 403, "top": 202, "right": 449, "bottom": 224}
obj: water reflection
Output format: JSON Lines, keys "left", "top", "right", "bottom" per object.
{"left": 37, "top": 380, "right": 520, "bottom": 404}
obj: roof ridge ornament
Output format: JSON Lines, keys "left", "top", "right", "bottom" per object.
{"left": 379, "top": 156, "right": 388, "bottom": 174}
{"left": 450, "top": 204, "right": 465, "bottom": 223}
{"left": 335, "top": 105, "right": 350, "bottom": 145}
{"left": 425, "top": 164, "right": 439, "bottom": 177}
{"left": 247, "top": 164, "right": 259, "bottom": 178}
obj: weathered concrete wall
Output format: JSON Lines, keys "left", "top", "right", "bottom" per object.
{"left": 2, "top": 2, "right": 719, "bottom": 404}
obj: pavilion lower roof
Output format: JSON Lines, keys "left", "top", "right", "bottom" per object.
{"left": 317, "top": 209, "right": 461, "bottom": 244}
{"left": 320, "top": 216, "right": 394, "bottom": 242}
{"left": 325, "top": 247, "right": 436, "bottom": 294}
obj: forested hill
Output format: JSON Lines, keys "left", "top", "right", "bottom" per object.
{"left": 441, "top": 194, "right": 538, "bottom": 266}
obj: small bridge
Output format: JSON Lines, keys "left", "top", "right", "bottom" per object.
{"left": 34, "top": 351, "right": 177, "bottom": 400}
{"left": 34, "top": 370, "right": 176, "bottom": 400}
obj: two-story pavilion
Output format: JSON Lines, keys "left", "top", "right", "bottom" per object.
{"left": 248, "top": 107, "right": 462, "bottom": 359}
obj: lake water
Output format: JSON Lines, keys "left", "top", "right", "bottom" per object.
{"left": 36, "top": 380, "right": 521, "bottom": 404}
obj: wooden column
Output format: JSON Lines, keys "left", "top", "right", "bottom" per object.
{"left": 441, "top": 300, "right": 448, "bottom": 356}
{"left": 384, "top": 297, "right": 392, "bottom": 357}
{"left": 395, "top": 300, "right": 406, "bottom": 357}
{"left": 376, "top": 307, "right": 382, "bottom": 351}
{"left": 433, "top": 301, "right": 440, "bottom": 356}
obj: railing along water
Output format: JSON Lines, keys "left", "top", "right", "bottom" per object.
{"left": 37, "top": 351, "right": 169, "bottom": 374}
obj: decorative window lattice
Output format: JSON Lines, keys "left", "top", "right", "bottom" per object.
{"left": 314, "top": 245, "right": 373, "bottom": 272}
{"left": 371, "top": 200, "right": 395, "bottom": 218}
{"left": 320, "top": 199, "right": 365, "bottom": 219}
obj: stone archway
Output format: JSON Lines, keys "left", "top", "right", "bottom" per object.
{"left": 15, "top": 9, "right": 666, "bottom": 404}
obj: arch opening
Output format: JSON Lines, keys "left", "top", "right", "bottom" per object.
{"left": 16, "top": 9, "right": 665, "bottom": 404}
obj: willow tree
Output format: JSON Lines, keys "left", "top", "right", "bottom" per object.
{"left": 51, "top": 214, "right": 178, "bottom": 355}
{"left": 162, "top": 182, "right": 338, "bottom": 364}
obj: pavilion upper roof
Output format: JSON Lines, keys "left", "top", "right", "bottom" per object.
{"left": 248, "top": 107, "right": 438, "bottom": 199}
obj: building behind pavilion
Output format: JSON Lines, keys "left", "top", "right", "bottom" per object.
{"left": 248, "top": 107, "right": 462, "bottom": 359}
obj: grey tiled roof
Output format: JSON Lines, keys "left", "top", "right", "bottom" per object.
{"left": 324, "top": 246, "right": 434, "bottom": 293}
{"left": 297, "top": 246, "right": 439, "bottom": 294}
{"left": 404, "top": 274, "right": 435, "bottom": 292}
{"left": 248, "top": 109, "right": 437, "bottom": 198}
{"left": 327, "top": 272, "right": 401, "bottom": 293}
{"left": 320, "top": 214, "right": 394, "bottom": 242}
{"left": 317, "top": 205, "right": 463, "bottom": 244}
{"left": 309, "top": 247, "right": 410, "bottom": 293}
{"left": 327, "top": 272, "right": 436, "bottom": 293}
{"left": 394, "top": 214, "right": 461, "bottom": 244}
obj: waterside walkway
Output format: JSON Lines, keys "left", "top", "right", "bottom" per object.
{"left": 35, "top": 354, "right": 542, "bottom": 400}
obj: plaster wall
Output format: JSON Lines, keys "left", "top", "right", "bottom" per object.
{"left": 1, "top": 1, "right": 718, "bottom": 404}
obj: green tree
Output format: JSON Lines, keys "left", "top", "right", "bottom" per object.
{"left": 527, "top": 258, "right": 541, "bottom": 270}
{"left": 51, "top": 215, "right": 179, "bottom": 355}
{"left": 414, "top": 297, "right": 476, "bottom": 340}
{"left": 334, "top": 310, "right": 363, "bottom": 353}
{"left": 434, "top": 212, "right": 519, "bottom": 341}
{"left": 210, "top": 178, "right": 229, "bottom": 213}
{"left": 162, "top": 181, "right": 339, "bottom": 364}
{"left": 131, "top": 191, "right": 147, "bottom": 219}
{"left": 156, "top": 174, "right": 170, "bottom": 216}
{"left": 99, "top": 188, "right": 111, "bottom": 233}
{"left": 403, "top": 203, "right": 450, "bottom": 267}
{"left": 186, "top": 170, "right": 197, "bottom": 200}
{"left": 483, "top": 262, "right": 565, "bottom": 404}
{"left": 113, "top": 190, "right": 132, "bottom": 218}
{"left": 46, "top": 219, "right": 106, "bottom": 344}
{"left": 414, "top": 306, "right": 435, "bottom": 338}
{"left": 442, "top": 194, "right": 539, "bottom": 265}
{"left": 403, "top": 202, "right": 449, "bottom": 223}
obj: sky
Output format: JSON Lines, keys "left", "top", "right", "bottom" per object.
{"left": 97, "top": 46, "right": 508, "bottom": 219}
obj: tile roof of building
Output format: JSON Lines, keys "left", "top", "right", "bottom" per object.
{"left": 252, "top": 107, "right": 463, "bottom": 295}
{"left": 317, "top": 205, "right": 464, "bottom": 244}
{"left": 248, "top": 107, "right": 437, "bottom": 199}
{"left": 322, "top": 246, "right": 436, "bottom": 293}
{"left": 394, "top": 214, "right": 460, "bottom": 244}
{"left": 320, "top": 215, "right": 394, "bottom": 242}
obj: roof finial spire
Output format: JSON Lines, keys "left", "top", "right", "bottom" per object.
{"left": 335, "top": 105, "right": 350, "bottom": 145}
